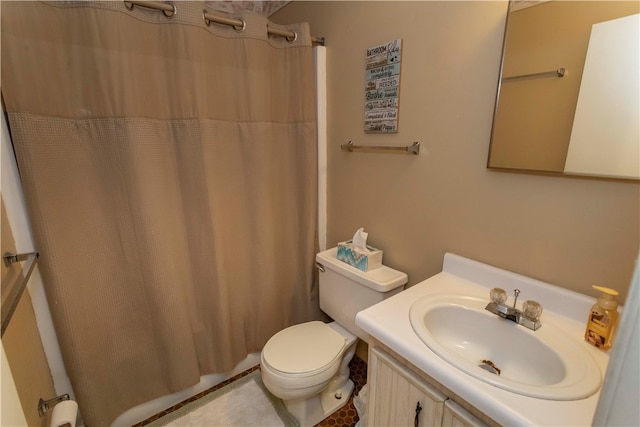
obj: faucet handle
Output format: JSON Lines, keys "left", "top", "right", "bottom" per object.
{"left": 523, "top": 300, "right": 543, "bottom": 321}
{"left": 490, "top": 288, "right": 507, "bottom": 304}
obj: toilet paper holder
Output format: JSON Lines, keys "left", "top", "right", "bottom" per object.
{"left": 38, "top": 394, "right": 70, "bottom": 417}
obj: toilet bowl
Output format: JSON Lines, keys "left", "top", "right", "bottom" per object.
{"left": 261, "top": 321, "right": 357, "bottom": 400}
{"left": 261, "top": 247, "right": 408, "bottom": 427}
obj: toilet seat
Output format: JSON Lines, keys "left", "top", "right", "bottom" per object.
{"left": 262, "top": 321, "right": 347, "bottom": 376}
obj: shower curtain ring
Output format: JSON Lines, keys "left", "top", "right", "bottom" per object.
{"left": 123, "top": 1, "right": 176, "bottom": 18}
{"left": 232, "top": 17, "right": 246, "bottom": 32}
{"left": 286, "top": 30, "right": 298, "bottom": 43}
{"left": 162, "top": 3, "right": 177, "bottom": 18}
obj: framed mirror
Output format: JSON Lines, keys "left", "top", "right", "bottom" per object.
{"left": 488, "top": 1, "right": 639, "bottom": 180}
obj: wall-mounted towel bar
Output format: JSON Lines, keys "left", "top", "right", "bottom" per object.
{"left": 503, "top": 67, "right": 565, "bottom": 81}
{"left": 341, "top": 140, "right": 420, "bottom": 155}
{"left": 1, "top": 251, "right": 40, "bottom": 337}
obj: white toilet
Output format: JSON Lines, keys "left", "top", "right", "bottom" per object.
{"left": 261, "top": 247, "right": 407, "bottom": 426}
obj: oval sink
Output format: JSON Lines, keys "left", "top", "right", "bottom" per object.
{"left": 409, "top": 294, "right": 602, "bottom": 400}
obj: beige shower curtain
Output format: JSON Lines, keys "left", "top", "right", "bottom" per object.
{"left": 1, "top": 1, "right": 319, "bottom": 425}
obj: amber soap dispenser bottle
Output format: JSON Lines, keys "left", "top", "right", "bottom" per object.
{"left": 584, "top": 285, "right": 619, "bottom": 350}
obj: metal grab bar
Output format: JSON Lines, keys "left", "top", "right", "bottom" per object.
{"left": 1, "top": 251, "right": 40, "bottom": 337}
{"left": 341, "top": 140, "right": 420, "bottom": 155}
{"left": 503, "top": 67, "right": 565, "bottom": 81}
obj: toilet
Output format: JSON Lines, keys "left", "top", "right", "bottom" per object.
{"left": 261, "top": 247, "right": 408, "bottom": 426}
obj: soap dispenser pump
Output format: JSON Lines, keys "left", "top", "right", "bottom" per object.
{"left": 584, "top": 285, "right": 619, "bottom": 350}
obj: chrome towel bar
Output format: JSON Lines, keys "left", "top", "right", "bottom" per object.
{"left": 341, "top": 140, "right": 420, "bottom": 155}
{"left": 503, "top": 67, "right": 565, "bottom": 81}
{"left": 1, "top": 251, "right": 40, "bottom": 337}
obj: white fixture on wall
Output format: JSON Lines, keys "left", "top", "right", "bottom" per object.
{"left": 315, "top": 46, "right": 328, "bottom": 251}
{"left": 564, "top": 14, "right": 640, "bottom": 179}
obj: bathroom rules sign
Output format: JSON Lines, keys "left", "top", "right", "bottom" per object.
{"left": 364, "top": 39, "right": 402, "bottom": 133}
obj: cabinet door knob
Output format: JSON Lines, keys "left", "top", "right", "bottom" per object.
{"left": 414, "top": 401, "right": 422, "bottom": 427}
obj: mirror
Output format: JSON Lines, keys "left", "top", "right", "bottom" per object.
{"left": 488, "top": 1, "right": 639, "bottom": 180}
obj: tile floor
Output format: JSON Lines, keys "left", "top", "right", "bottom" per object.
{"left": 134, "top": 356, "right": 368, "bottom": 427}
{"left": 133, "top": 365, "right": 261, "bottom": 426}
{"left": 315, "top": 355, "right": 367, "bottom": 427}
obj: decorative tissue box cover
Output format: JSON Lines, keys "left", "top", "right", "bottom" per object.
{"left": 337, "top": 241, "right": 383, "bottom": 271}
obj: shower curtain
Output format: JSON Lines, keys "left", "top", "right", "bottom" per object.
{"left": 1, "top": 1, "right": 319, "bottom": 425}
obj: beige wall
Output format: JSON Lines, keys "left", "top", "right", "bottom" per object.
{"left": 272, "top": 1, "right": 639, "bottom": 302}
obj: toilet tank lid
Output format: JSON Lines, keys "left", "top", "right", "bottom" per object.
{"left": 316, "top": 247, "right": 408, "bottom": 292}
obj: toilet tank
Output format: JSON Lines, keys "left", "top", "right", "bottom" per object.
{"left": 316, "top": 247, "right": 407, "bottom": 342}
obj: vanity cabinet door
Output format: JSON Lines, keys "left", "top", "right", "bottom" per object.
{"left": 442, "top": 400, "right": 488, "bottom": 427}
{"left": 367, "top": 347, "right": 446, "bottom": 427}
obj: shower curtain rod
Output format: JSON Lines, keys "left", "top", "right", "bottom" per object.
{"left": 124, "top": 1, "right": 326, "bottom": 46}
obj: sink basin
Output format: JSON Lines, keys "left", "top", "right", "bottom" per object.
{"left": 409, "top": 294, "right": 602, "bottom": 400}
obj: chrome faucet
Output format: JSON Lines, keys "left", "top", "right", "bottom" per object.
{"left": 485, "top": 288, "right": 542, "bottom": 331}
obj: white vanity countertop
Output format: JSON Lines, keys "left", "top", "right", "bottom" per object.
{"left": 355, "top": 253, "right": 612, "bottom": 427}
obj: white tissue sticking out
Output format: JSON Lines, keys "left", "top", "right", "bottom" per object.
{"left": 50, "top": 400, "right": 78, "bottom": 427}
{"left": 352, "top": 228, "right": 369, "bottom": 251}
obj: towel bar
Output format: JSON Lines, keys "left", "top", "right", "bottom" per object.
{"left": 341, "top": 140, "right": 420, "bottom": 155}
{"left": 1, "top": 251, "right": 40, "bottom": 337}
{"left": 503, "top": 67, "right": 565, "bottom": 81}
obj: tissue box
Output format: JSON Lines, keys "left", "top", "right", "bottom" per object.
{"left": 336, "top": 241, "right": 383, "bottom": 271}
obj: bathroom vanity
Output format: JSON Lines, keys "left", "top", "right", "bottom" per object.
{"left": 356, "top": 253, "right": 612, "bottom": 426}
{"left": 367, "top": 341, "right": 490, "bottom": 426}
